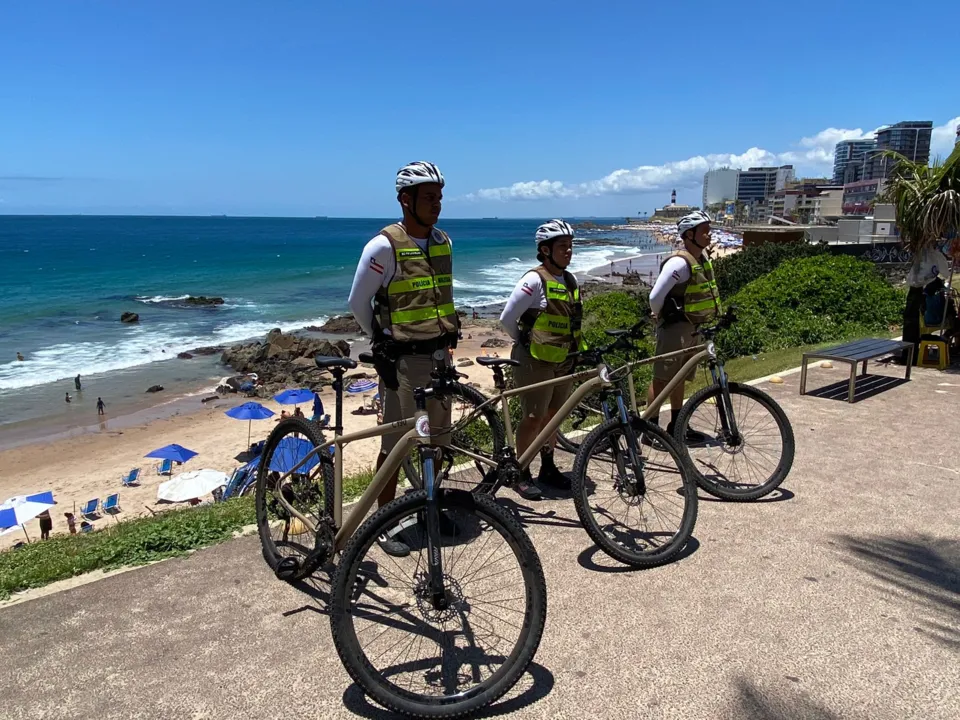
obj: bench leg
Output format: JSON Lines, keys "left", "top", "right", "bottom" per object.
{"left": 848, "top": 363, "right": 857, "bottom": 403}
{"left": 861, "top": 359, "right": 868, "bottom": 376}
{"left": 800, "top": 359, "right": 808, "bottom": 395}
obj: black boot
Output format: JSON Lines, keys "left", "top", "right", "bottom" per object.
{"left": 537, "top": 450, "right": 571, "bottom": 490}
{"left": 513, "top": 468, "right": 542, "bottom": 500}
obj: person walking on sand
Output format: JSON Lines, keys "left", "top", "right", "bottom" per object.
{"left": 38, "top": 509, "right": 53, "bottom": 540}
{"left": 75, "top": 374, "right": 82, "bottom": 391}
{"left": 348, "top": 161, "right": 458, "bottom": 557}
{"left": 499, "top": 220, "right": 586, "bottom": 500}
{"left": 64, "top": 512, "right": 77, "bottom": 535}
{"left": 647, "top": 211, "right": 721, "bottom": 439}
{"left": 97, "top": 397, "right": 106, "bottom": 415}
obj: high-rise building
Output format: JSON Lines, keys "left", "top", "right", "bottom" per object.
{"left": 833, "top": 139, "right": 876, "bottom": 184}
{"left": 862, "top": 120, "right": 933, "bottom": 181}
{"left": 736, "top": 165, "right": 794, "bottom": 205}
{"left": 702, "top": 168, "right": 740, "bottom": 208}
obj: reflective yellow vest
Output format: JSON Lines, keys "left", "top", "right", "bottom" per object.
{"left": 519, "top": 266, "right": 587, "bottom": 363}
{"left": 374, "top": 223, "right": 457, "bottom": 343}
{"left": 663, "top": 250, "right": 721, "bottom": 325}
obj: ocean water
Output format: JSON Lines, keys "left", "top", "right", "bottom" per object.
{"left": 0, "top": 216, "right": 658, "bottom": 439}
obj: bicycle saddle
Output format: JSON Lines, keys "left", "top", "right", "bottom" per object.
{"left": 476, "top": 357, "right": 520, "bottom": 367}
{"left": 357, "top": 352, "right": 375, "bottom": 364}
{"left": 314, "top": 356, "right": 358, "bottom": 370}
{"left": 605, "top": 329, "right": 630, "bottom": 338}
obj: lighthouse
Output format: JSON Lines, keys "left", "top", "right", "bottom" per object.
{"left": 671, "top": 189, "right": 677, "bottom": 205}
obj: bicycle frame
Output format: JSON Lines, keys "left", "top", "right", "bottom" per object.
{"left": 269, "top": 409, "right": 438, "bottom": 554}
{"left": 446, "top": 366, "right": 610, "bottom": 471}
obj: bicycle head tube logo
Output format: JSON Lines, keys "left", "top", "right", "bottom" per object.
{"left": 416, "top": 415, "right": 431, "bottom": 437}
{"left": 599, "top": 365, "right": 612, "bottom": 383}
{"left": 707, "top": 341, "right": 716, "bottom": 357}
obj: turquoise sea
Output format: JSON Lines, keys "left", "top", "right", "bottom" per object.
{"left": 0, "top": 216, "right": 658, "bottom": 439}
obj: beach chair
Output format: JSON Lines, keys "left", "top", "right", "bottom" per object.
{"left": 80, "top": 498, "right": 100, "bottom": 519}
{"left": 102, "top": 494, "right": 121, "bottom": 514}
{"left": 80, "top": 523, "right": 94, "bottom": 533}
{"left": 121, "top": 467, "right": 141, "bottom": 487}
{"left": 155, "top": 458, "right": 173, "bottom": 475}
{"left": 248, "top": 440, "right": 265, "bottom": 457}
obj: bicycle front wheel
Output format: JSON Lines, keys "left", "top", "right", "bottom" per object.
{"left": 572, "top": 416, "right": 697, "bottom": 568}
{"left": 402, "top": 382, "right": 505, "bottom": 495}
{"left": 674, "top": 381, "right": 795, "bottom": 501}
{"left": 330, "top": 489, "right": 547, "bottom": 718}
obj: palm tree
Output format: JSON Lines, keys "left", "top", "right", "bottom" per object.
{"left": 879, "top": 145, "right": 960, "bottom": 252}
{"left": 879, "top": 145, "right": 960, "bottom": 363}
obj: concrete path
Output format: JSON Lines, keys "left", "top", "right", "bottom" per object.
{"left": 2, "top": 361, "right": 958, "bottom": 719}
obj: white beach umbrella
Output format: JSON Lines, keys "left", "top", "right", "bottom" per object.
{"left": 157, "top": 469, "right": 230, "bottom": 503}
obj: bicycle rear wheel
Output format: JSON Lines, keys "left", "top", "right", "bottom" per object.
{"left": 572, "top": 416, "right": 697, "bottom": 568}
{"left": 255, "top": 417, "right": 334, "bottom": 581}
{"left": 330, "top": 488, "right": 546, "bottom": 718}
{"left": 402, "top": 382, "right": 505, "bottom": 495}
{"left": 674, "top": 382, "right": 795, "bottom": 501}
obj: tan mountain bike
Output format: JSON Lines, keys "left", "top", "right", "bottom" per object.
{"left": 402, "top": 350, "right": 699, "bottom": 569}
{"left": 557, "top": 309, "right": 796, "bottom": 501}
{"left": 254, "top": 354, "right": 546, "bottom": 718}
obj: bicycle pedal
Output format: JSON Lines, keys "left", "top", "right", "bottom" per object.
{"left": 274, "top": 556, "right": 301, "bottom": 581}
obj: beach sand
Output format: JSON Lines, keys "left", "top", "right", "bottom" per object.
{"left": 0, "top": 325, "right": 509, "bottom": 549}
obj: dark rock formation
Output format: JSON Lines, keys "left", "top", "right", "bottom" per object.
{"left": 319, "top": 315, "right": 363, "bottom": 334}
{"left": 146, "top": 384, "right": 164, "bottom": 393}
{"left": 121, "top": 312, "right": 139, "bottom": 323}
{"left": 177, "top": 352, "right": 194, "bottom": 359}
{"left": 184, "top": 296, "right": 225, "bottom": 306}
{"left": 480, "top": 337, "right": 509, "bottom": 348}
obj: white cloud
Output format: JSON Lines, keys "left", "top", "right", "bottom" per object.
{"left": 462, "top": 117, "right": 958, "bottom": 202}
{"left": 931, "top": 116, "right": 960, "bottom": 159}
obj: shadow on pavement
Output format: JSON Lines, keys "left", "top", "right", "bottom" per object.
{"left": 806, "top": 374, "right": 908, "bottom": 403}
{"left": 687, "top": 486, "right": 796, "bottom": 504}
{"left": 836, "top": 533, "right": 960, "bottom": 650}
{"left": 281, "top": 565, "right": 335, "bottom": 617}
{"left": 576, "top": 536, "right": 700, "bottom": 574}
{"left": 733, "top": 676, "right": 841, "bottom": 720}
{"left": 496, "top": 497, "right": 582, "bottom": 531}
{"left": 342, "top": 662, "right": 555, "bottom": 719}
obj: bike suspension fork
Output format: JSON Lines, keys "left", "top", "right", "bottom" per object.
{"left": 711, "top": 361, "right": 741, "bottom": 443}
{"left": 613, "top": 392, "right": 647, "bottom": 495}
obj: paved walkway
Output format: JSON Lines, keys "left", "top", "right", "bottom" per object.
{"left": 2, "top": 362, "right": 958, "bottom": 719}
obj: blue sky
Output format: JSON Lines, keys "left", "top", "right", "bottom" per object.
{"left": 1, "top": 0, "right": 957, "bottom": 218}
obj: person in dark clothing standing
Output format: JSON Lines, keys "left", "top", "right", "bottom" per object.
{"left": 38, "top": 509, "right": 53, "bottom": 540}
{"left": 97, "top": 397, "right": 106, "bottom": 415}
{"left": 75, "top": 374, "right": 82, "bottom": 391}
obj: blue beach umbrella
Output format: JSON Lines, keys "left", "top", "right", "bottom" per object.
{"left": 347, "top": 379, "right": 378, "bottom": 394}
{"left": 225, "top": 402, "right": 275, "bottom": 446}
{"left": 274, "top": 388, "right": 315, "bottom": 406}
{"left": 0, "top": 491, "right": 55, "bottom": 538}
{"left": 267, "top": 437, "right": 321, "bottom": 474}
{"left": 144, "top": 443, "right": 198, "bottom": 464}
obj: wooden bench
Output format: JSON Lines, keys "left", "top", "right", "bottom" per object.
{"left": 800, "top": 338, "right": 914, "bottom": 403}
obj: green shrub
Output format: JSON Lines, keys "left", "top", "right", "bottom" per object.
{"left": 713, "top": 241, "right": 830, "bottom": 299}
{"left": 717, "top": 254, "right": 905, "bottom": 359}
{"left": 580, "top": 291, "right": 655, "bottom": 397}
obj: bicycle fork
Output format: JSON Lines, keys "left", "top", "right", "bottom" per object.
{"left": 608, "top": 393, "right": 647, "bottom": 496}
{"left": 419, "top": 446, "right": 449, "bottom": 611}
{"left": 710, "top": 362, "right": 742, "bottom": 445}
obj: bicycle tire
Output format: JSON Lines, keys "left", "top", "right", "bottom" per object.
{"left": 330, "top": 488, "right": 547, "bottom": 718}
{"left": 556, "top": 377, "right": 631, "bottom": 453}
{"left": 402, "top": 382, "right": 505, "bottom": 495}
{"left": 674, "top": 381, "right": 795, "bottom": 501}
{"left": 255, "top": 416, "right": 335, "bottom": 580}
{"left": 572, "top": 416, "right": 698, "bottom": 568}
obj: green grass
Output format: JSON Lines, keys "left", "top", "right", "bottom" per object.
{"left": 0, "top": 468, "right": 382, "bottom": 601}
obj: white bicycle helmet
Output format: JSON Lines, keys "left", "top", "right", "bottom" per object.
{"left": 535, "top": 219, "right": 575, "bottom": 245}
{"left": 677, "top": 210, "right": 712, "bottom": 237}
{"left": 395, "top": 161, "right": 445, "bottom": 193}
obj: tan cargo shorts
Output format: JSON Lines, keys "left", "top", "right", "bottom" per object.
{"left": 511, "top": 344, "right": 575, "bottom": 419}
{"left": 653, "top": 320, "right": 699, "bottom": 383}
{"left": 379, "top": 353, "right": 452, "bottom": 455}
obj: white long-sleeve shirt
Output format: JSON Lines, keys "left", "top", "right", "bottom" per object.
{"left": 499, "top": 270, "right": 577, "bottom": 342}
{"left": 649, "top": 256, "right": 691, "bottom": 314}
{"left": 347, "top": 230, "right": 445, "bottom": 337}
